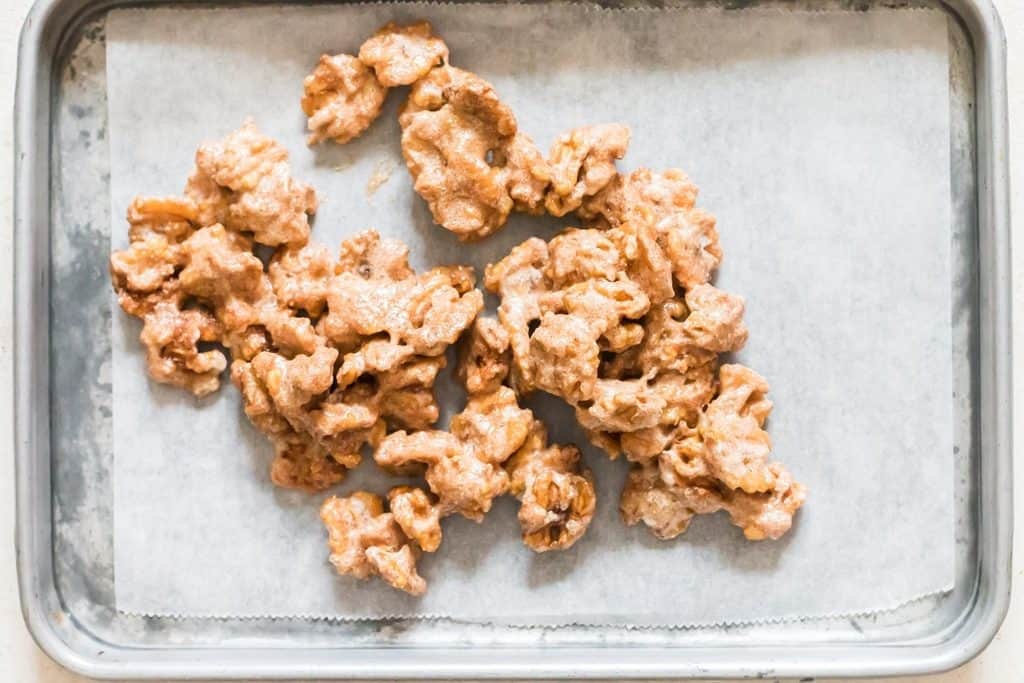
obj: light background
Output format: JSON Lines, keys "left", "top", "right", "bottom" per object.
{"left": 1, "top": 0, "right": 1020, "bottom": 680}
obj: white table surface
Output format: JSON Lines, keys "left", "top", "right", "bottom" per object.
{"left": 1, "top": 1, "right": 1019, "bottom": 681}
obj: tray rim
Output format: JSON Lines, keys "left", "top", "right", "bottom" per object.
{"left": 14, "top": 0, "right": 1012, "bottom": 678}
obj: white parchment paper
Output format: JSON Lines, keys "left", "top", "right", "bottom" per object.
{"left": 108, "top": 4, "right": 954, "bottom": 625}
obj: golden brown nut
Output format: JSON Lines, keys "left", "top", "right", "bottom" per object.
{"left": 520, "top": 469, "right": 596, "bottom": 551}
{"left": 318, "top": 231, "right": 483, "bottom": 356}
{"left": 268, "top": 430, "right": 350, "bottom": 492}
{"left": 388, "top": 486, "right": 442, "bottom": 552}
{"left": 485, "top": 230, "right": 652, "bottom": 400}
{"left": 125, "top": 195, "right": 198, "bottom": 243}
{"left": 374, "top": 386, "right": 532, "bottom": 520}
{"left": 457, "top": 317, "right": 511, "bottom": 395}
{"left": 268, "top": 242, "right": 336, "bottom": 318}
{"left": 617, "top": 363, "right": 804, "bottom": 540}
{"left": 178, "top": 224, "right": 320, "bottom": 361}
{"left": 138, "top": 298, "right": 226, "bottom": 397}
{"left": 186, "top": 120, "right": 318, "bottom": 246}
{"left": 358, "top": 21, "right": 449, "bottom": 87}
{"left": 698, "top": 364, "right": 775, "bottom": 493}
{"left": 545, "top": 124, "right": 631, "bottom": 217}
{"left": 399, "top": 66, "right": 550, "bottom": 240}
{"left": 111, "top": 199, "right": 231, "bottom": 396}
{"left": 230, "top": 348, "right": 370, "bottom": 492}
{"left": 505, "top": 421, "right": 595, "bottom": 552}
{"left": 582, "top": 168, "right": 720, "bottom": 289}
{"left": 302, "top": 54, "right": 387, "bottom": 146}
{"left": 321, "top": 492, "right": 426, "bottom": 595}
{"left": 620, "top": 459, "right": 805, "bottom": 541}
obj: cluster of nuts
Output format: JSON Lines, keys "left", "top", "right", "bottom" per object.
{"left": 111, "top": 20, "right": 804, "bottom": 597}
{"left": 302, "top": 21, "right": 630, "bottom": 241}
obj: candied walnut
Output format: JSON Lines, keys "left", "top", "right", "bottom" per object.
{"left": 375, "top": 386, "right": 532, "bottom": 520}
{"left": 366, "top": 545, "right": 427, "bottom": 596}
{"left": 630, "top": 298, "right": 723, "bottom": 376}
{"left": 620, "top": 460, "right": 805, "bottom": 541}
{"left": 268, "top": 242, "right": 336, "bottom": 318}
{"left": 680, "top": 283, "right": 748, "bottom": 352}
{"left": 485, "top": 233, "right": 652, "bottom": 400}
{"left": 544, "top": 229, "right": 624, "bottom": 289}
{"left": 528, "top": 313, "right": 601, "bottom": 402}
{"left": 581, "top": 364, "right": 718, "bottom": 457}
{"left": 698, "top": 364, "right": 775, "bottom": 493}
{"left": 321, "top": 492, "right": 426, "bottom": 595}
{"left": 178, "top": 224, "right": 320, "bottom": 361}
{"left": 186, "top": 120, "right": 318, "bottom": 246}
{"left": 111, "top": 236, "right": 183, "bottom": 298}
{"left": 319, "top": 231, "right": 483, "bottom": 356}
{"left": 457, "top": 317, "right": 511, "bottom": 395}
{"left": 399, "top": 66, "right": 550, "bottom": 240}
{"left": 505, "top": 421, "right": 595, "bottom": 552}
{"left": 302, "top": 54, "right": 387, "bottom": 146}
{"left": 231, "top": 347, "right": 374, "bottom": 492}
{"left": 358, "top": 21, "right": 449, "bottom": 87}
{"left": 483, "top": 237, "right": 549, "bottom": 388}
{"left": 112, "top": 197, "right": 197, "bottom": 304}
{"left": 582, "top": 168, "right": 721, "bottom": 289}
{"left": 139, "top": 298, "right": 226, "bottom": 397}
{"left": 617, "top": 363, "right": 804, "bottom": 540}
{"left": 126, "top": 195, "right": 198, "bottom": 243}
{"left": 269, "top": 430, "right": 350, "bottom": 492}
{"left": 575, "top": 379, "right": 666, "bottom": 434}
{"left": 111, "top": 199, "right": 233, "bottom": 397}
{"left": 389, "top": 486, "right": 442, "bottom": 552}
{"left": 545, "top": 124, "right": 631, "bottom": 217}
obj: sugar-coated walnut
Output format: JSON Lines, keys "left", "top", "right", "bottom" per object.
{"left": 139, "top": 298, "right": 226, "bottom": 397}
{"left": 179, "top": 224, "right": 320, "bottom": 361}
{"left": 318, "top": 231, "right": 483, "bottom": 355}
{"left": 186, "top": 120, "right": 318, "bottom": 246}
{"left": 112, "top": 199, "right": 229, "bottom": 396}
{"left": 388, "top": 486, "right": 442, "bottom": 552}
{"left": 302, "top": 54, "right": 387, "bottom": 146}
{"left": 505, "top": 420, "right": 596, "bottom": 552}
{"left": 545, "top": 124, "right": 631, "bottom": 217}
{"left": 268, "top": 242, "right": 336, "bottom": 318}
{"left": 321, "top": 492, "right": 426, "bottom": 595}
{"left": 457, "top": 317, "right": 511, "bottom": 395}
{"left": 375, "top": 386, "right": 532, "bottom": 520}
{"left": 399, "top": 66, "right": 550, "bottom": 240}
{"left": 485, "top": 232, "right": 654, "bottom": 399}
{"left": 583, "top": 168, "right": 720, "bottom": 289}
{"left": 231, "top": 348, "right": 371, "bottom": 492}
{"left": 358, "top": 21, "right": 449, "bottom": 87}
{"left": 698, "top": 364, "right": 775, "bottom": 493}
{"left": 617, "top": 364, "right": 805, "bottom": 540}
{"left": 620, "top": 459, "right": 806, "bottom": 541}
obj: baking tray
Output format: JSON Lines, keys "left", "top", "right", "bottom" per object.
{"left": 14, "top": 0, "right": 1011, "bottom": 678}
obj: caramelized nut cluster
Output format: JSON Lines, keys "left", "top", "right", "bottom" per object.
{"left": 111, "top": 123, "right": 480, "bottom": 494}
{"left": 487, "top": 168, "right": 805, "bottom": 541}
{"left": 302, "top": 22, "right": 630, "bottom": 241}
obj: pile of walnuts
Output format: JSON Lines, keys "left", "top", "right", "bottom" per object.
{"left": 110, "top": 21, "right": 804, "bottom": 597}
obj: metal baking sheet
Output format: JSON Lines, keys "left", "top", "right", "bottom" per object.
{"left": 13, "top": 0, "right": 1011, "bottom": 678}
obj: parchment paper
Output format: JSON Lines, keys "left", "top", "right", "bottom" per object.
{"left": 108, "top": 4, "right": 954, "bottom": 625}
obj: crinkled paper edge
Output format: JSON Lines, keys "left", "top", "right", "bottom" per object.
{"left": 116, "top": 586, "right": 955, "bottom": 630}
{"left": 110, "top": 0, "right": 952, "bottom": 631}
